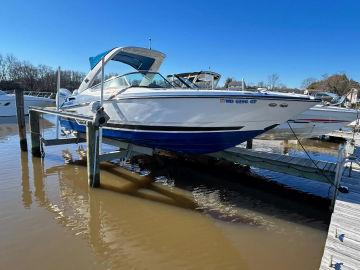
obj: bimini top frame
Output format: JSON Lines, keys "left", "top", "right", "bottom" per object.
{"left": 78, "top": 47, "right": 166, "bottom": 93}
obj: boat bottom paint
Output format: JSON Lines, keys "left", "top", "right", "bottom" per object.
{"left": 60, "top": 119, "right": 266, "bottom": 154}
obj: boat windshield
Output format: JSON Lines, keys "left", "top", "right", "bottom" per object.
{"left": 167, "top": 75, "right": 199, "bottom": 89}
{"left": 90, "top": 71, "right": 173, "bottom": 91}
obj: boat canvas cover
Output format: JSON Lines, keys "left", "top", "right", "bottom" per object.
{"left": 78, "top": 47, "right": 166, "bottom": 93}
{"left": 89, "top": 50, "right": 157, "bottom": 71}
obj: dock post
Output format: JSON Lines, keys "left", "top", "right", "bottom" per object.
{"left": 86, "top": 122, "right": 100, "bottom": 187}
{"left": 15, "top": 89, "right": 28, "bottom": 151}
{"left": 29, "top": 110, "right": 42, "bottom": 157}
{"left": 246, "top": 139, "right": 253, "bottom": 149}
{"left": 330, "top": 146, "right": 345, "bottom": 210}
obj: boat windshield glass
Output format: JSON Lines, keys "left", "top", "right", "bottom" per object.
{"left": 90, "top": 71, "right": 173, "bottom": 91}
{"left": 167, "top": 75, "right": 199, "bottom": 89}
{"left": 178, "top": 76, "right": 199, "bottom": 89}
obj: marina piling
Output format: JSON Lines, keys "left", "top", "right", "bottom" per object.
{"left": 29, "top": 110, "right": 41, "bottom": 157}
{"left": 86, "top": 122, "right": 100, "bottom": 187}
{"left": 246, "top": 139, "right": 253, "bottom": 149}
{"left": 15, "top": 89, "right": 27, "bottom": 151}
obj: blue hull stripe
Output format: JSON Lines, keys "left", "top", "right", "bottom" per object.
{"left": 60, "top": 119, "right": 265, "bottom": 154}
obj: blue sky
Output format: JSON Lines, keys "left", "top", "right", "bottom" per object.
{"left": 0, "top": 0, "right": 359, "bottom": 88}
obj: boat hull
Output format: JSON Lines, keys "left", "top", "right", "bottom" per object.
{"left": 60, "top": 91, "right": 318, "bottom": 153}
{"left": 61, "top": 118, "right": 266, "bottom": 153}
{"left": 64, "top": 92, "right": 317, "bottom": 131}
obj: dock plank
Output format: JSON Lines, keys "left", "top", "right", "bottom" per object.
{"left": 323, "top": 162, "right": 335, "bottom": 173}
{"left": 316, "top": 160, "right": 329, "bottom": 170}
{"left": 320, "top": 167, "right": 360, "bottom": 270}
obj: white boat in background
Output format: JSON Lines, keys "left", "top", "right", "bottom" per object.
{"left": 58, "top": 46, "right": 319, "bottom": 154}
{"left": 260, "top": 89, "right": 359, "bottom": 140}
{"left": 259, "top": 104, "right": 359, "bottom": 140}
{"left": 0, "top": 90, "right": 55, "bottom": 117}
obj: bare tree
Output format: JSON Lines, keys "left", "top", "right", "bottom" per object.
{"left": 224, "top": 77, "right": 234, "bottom": 88}
{"left": 301, "top": 77, "right": 317, "bottom": 89}
{"left": 322, "top": 73, "right": 329, "bottom": 80}
{"left": 0, "top": 54, "right": 5, "bottom": 81}
{"left": 257, "top": 81, "right": 265, "bottom": 88}
{"left": 0, "top": 53, "right": 85, "bottom": 92}
{"left": 267, "top": 73, "right": 280, "bottom": 90}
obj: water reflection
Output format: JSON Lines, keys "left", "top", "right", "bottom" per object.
{"left": 0, "top": 115, "right": 54, "bottom": 141}
{"left": 151, "top": 157, "right": 331, "bottom": 229}
{"left": 13, "top": 126, "right": 336, "bottom": 270}
{"left": 251, "top": 138, "right": 341, "bottom": 159}
{"left": 33, "top": 157, "right": 47, "bottom": 206}
{"left": 20, "top": 151, "right": 32, "bottom": 208}
{"left": 19, "top": 151, "right": 332, "bottom": 234}
{"left": 20, "top": 160, "right": 249, "bottom": 269}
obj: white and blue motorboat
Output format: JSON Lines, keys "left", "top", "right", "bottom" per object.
{"left": 59, "top": 47, "right": 319, "bottom": 154}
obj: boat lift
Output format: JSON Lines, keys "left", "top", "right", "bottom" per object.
{"left": 24, "top": 105, "right": 346, "bottom": 201}
{"left": 13, "top": 56, "right": 355, "bottom": 209}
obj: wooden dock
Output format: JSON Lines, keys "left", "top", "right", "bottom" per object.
{"left": 320, "top": 165, "right": 360, "bottom": 270}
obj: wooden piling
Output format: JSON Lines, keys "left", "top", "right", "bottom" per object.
{"left": 29, "top": 110, "right": 41, "bottom": 157}
{"left": 87, "top": 122, "right": 100, "bottom": 187}
{"left": 246, "top": 139, "right": 253, "bottom": 149}
{"left": 330, "top": 146, "right": 346, "bottom": 210}
{"left": 15, "top": 89, "right": 28, "bottom": 151}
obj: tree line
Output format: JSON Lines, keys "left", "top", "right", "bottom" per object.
{"left": 224, "top": 73, "right": 297, "bottom": 92}
{"left": 224, "top": 72, "right": 360, "bottom": 95}
{"left": 0, "top": 53, "right": 85, "bottom": 92}
{"left": 302, "top": 73, "right": 360, "bottom": 96}
{"left": 2, "top": 52, "right": 359, "bottom": 96}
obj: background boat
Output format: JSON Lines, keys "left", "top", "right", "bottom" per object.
{"left": 0, "top": 90, "right": 55, "bottom": 117}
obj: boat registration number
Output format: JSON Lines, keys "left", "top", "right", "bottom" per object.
{"left": 220, "top": 98, "right": 257, "bottom": 104}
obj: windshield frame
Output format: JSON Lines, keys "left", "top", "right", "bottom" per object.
{"left": 89, "top": 71, "right": 174, "bottom": 91}
{"left": 167, "top": 74, "right": 200, "bottom": 89}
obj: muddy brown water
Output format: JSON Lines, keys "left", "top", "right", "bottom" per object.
{"left": 0, "top": 117, "right": 335, "bottom": 270}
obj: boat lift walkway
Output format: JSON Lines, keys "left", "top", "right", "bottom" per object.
{"left": 22, "top": 105, "right": 360, "bottom": 270}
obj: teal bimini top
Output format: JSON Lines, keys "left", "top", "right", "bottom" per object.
{"left": 89, "top": 49, "right": 155, "bottom": 71}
